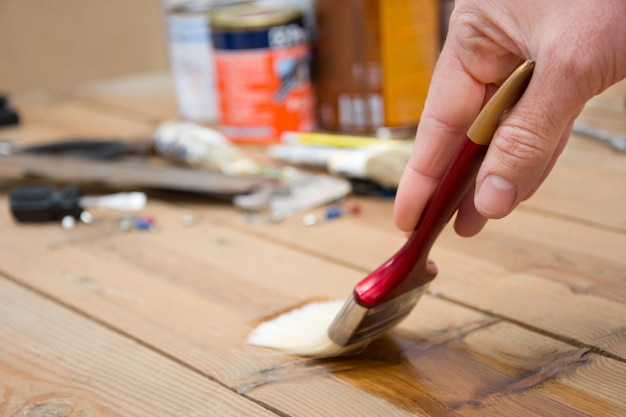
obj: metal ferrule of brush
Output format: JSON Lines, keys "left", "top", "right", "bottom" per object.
{"left": 328, "top": 287, "right": 428, "bottom": 346}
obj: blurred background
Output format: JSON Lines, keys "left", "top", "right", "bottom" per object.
{"left": 0, "top": 0, "right": 452, "bottom": 92}
{"left": 0, "top": 0, "right": 455, "bottom": 142}
{"left": 0, "top": 0, "right": 170, "bottom": 93}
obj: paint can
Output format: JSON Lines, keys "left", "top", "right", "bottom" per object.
{"left": 314, "top": 0, "right": 439, "bottom": 137}
{"left": 165, "top": 0, "right": 251, "bottom": 123}
{"left": 210, "top": 4, "right": 315, "bottom": 144}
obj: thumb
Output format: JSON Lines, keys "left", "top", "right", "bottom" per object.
{"left": 474, "top": 61, "right": 584, "bottom": 219}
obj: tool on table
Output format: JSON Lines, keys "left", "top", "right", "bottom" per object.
{"left": 233, "top": 168, "right": 352, "bottom": 221}
{"left": 11, "top": 138, "right": 151, "bottom": 159}
{"left": 153, "top": 121, "right": 354, "bottom": 217}
{"left": 269, "top": 140, "right": 412, "bottom": 189}
{"left": 0, "top": 94, "right": 19, "bottom": 127}
{"left": 0, "top": 133, "right": 155, "bottom": 159}
{"left": 0, "top": 136, "right": 277, "bottom": 197}
{"left": 9, "top": 185, "right": 147, "bottom": 222}
{"left": 280, "top": 131, "right": 411, "bottom": 148}
{"left": 153, "top": 121, "right": 265, "bottom": 176}
{"left": 1, "top": 130, "right": 349, "bottom": 218}
{"left": 247, "top": 60, "right": 536, "bottom": 356}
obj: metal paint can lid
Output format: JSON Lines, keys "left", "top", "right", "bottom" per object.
{"left": 210, "top": 4, "right": 302, "bottom": 30}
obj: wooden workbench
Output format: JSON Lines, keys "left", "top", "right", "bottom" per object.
{"left": 0, "top": 73, "right": 624, "bottom": 416}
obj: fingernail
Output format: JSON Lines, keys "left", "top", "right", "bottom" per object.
{"left": 476, "top": 175, "right": 517, "bottom": 218}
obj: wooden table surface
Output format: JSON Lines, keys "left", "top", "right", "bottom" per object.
{"left": 0, "top": 73, "right": 624, "bottom": 417}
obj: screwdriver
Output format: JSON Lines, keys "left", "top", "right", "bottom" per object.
{"left": 9, "top": 185, "right": 146, "bottom": 222}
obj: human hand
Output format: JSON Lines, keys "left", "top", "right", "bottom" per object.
{"left": 394, "top": 0, "right": 626, "bottom": 237}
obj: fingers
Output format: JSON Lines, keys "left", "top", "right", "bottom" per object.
{"left": 396, "top": 56, "right": 577, "bottom": 235}
{"left": 394, "top": 52, "right": 483, "bottom": 233}
{"left": 395, "top": 0, "right": 625, "bottom": 236}
{"left": 394, "top": 40, "right": 520, "bottom": 233}
{"left": 452, "top": 116, "right": 573, "bottom": 237}
{"left": 473, "top": 61, "right": 584, "bottom": 219}
{"left": 450, "top": 96, "right": 576, "bottom": 237}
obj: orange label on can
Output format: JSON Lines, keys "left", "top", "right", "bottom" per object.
{"left": 214, "top": 43, "right": 315, "bottom": 144}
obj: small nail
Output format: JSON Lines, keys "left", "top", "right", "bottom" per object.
{"left": 476, "top": 175, "right": 517, "bottom": 218}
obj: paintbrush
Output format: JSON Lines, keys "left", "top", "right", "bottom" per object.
{"left": 326, "top": 142, "right": 412, "bottom": 189}
{"left": 269, "top": 141, "right": 412, "bottom": 189}
{"left": 247, "top": 60, "right": 535, "bottom": 357}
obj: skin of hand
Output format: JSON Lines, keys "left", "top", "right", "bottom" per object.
{"left": 394, "top": 0, "right": 626, "bottom": 237}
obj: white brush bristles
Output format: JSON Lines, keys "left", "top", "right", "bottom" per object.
{"left": 246, "top": 300, "right": 351, "bottom": 357}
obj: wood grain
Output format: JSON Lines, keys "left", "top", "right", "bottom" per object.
{"left": 526, "top": 135, "right": 626, "bottom": 231}
{"left": 1, "top": 195, "right": 624, "bottom": 416}
{"left": 248, "top": 321, "right": 626, "bottom": 416}
{"left": 0, "top": 276, "right": 278, "bottom": 417}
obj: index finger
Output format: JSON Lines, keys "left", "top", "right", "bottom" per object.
{"left": 394, "top": 52, "right": 486, "bottom": 232}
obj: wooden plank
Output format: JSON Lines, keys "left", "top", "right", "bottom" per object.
{"left": 3, "top": 228, "right": 624, "bottom": 417}
{"left": 528, "top": 79, "right": 626, "bottom": 229}
{"left": 437, "top": 206, "right": 626, "bottom": 306}
{"left": 72, "top": 71, "right": 179, "bottom": 122}
{"left": 1, "top": 196, "right": 624, "bottom": 416}
{"left": 0, "top": 196, "right": 366, "bottom": 380}
{"left": 201, "top": 190, "right": 625, "bottom": 306}
{"left": 524, "top": 134, "right": 626, "bottom": 231}
{"left": 0, "top": 276, "right": 278, "bottom": 417}
{"left": 1, "top": 93, "right": 158, "bottom": 166}
{"left": 247, "top": 320, "right": 626, "bottom": 416}
{"left": 428, "top": 216, "right": 626, "bottom": 360}
{"left": 12, "top": 96, "right": 156, "bottom": 139}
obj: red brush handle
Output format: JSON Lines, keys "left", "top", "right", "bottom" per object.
{"left": 354, "top": 135, "right": 488, "bottom": 308}
{"left": 353, "top": 60, "right": 534, "bottom": 308}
